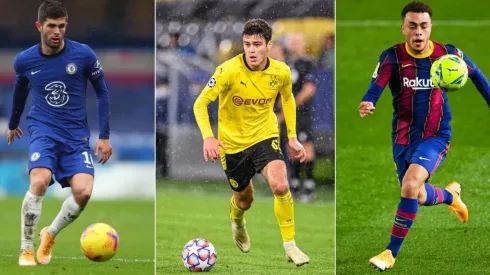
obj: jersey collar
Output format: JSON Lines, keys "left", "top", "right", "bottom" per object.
{"left": 242, "top": 53, "right": 270, "bottom": 71}
{"left": 38, "top": 39, "right": 67, "bottom": 57}
{"left": 405, "top": 40, "right": 433, "bottom": 58}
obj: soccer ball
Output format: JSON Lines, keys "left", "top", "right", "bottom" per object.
{"left": 181, "top": 238, "right": 217, "bottom": 272}
{"left": 80, "top": 223, "right": 119, "bottom": 262}
{"left": 430, "top": 54, "right": 468, "bottom": 92}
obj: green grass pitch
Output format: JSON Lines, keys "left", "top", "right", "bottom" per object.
{"left": 157, "top": 179, "right": 334, "bottom": 274}
{"left": 0, "top": 198, "right": 154, "bottom": 275}
{"left": 336, "top": 0, "right": 490, "bottom": 274}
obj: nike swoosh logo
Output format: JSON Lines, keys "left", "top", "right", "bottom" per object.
{"left": 31, "top": 70, "right": 41, "bottom": 75}
{"left": 419, "top": 156, "right": 431, "bottom": 161}
{"left": 401, "top": 64, "right": 412, "bottom": 68}
{"left": 240, "top": 81, "right": 247, "bottom": 87}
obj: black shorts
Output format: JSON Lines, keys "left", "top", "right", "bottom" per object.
{"left": 221, "top": 137, "right": 285, "bottom": 192}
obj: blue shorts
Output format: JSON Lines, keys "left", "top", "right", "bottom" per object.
{"left": 393, "top": 137, "right": 450, "bottom": 184}
{"left": 28, "top": 136, "right": 95, "bottom": 188}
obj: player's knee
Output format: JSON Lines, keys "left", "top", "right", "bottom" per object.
{"left": 271, "top": 182, "right": 289, "bottom": 196}
{"left": 29, "top": 169, "right": 51, "bottom": 193}
{"left": 401, "top": 177, "right": 423, "bottom": 198}
{"left": 73, "top": 185, "right": 92, "bottom": 207}
{"left": 238, "top": 197, "right": 253, "bottom": 211}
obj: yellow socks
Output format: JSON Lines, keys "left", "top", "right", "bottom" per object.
{"left": 229, "top": 196, "right": 245, "bottom": 226}
{"left": 274, "top": 190, "right": 295, "bottom": 242}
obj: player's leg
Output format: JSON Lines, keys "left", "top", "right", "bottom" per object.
{"left": 37, "top": 145, "right": 94, "bottom": 264}
{"left": 411, "top": 138, "right": 468, "bottom": 221}
{"left": 370, "top": 163, "right": 427, "bottom": 271}
{"left": 261, "top": 159, "right": 309, "bottom": 266}
{"left": 230, "top": 181, "right": 254, "bottom": 252}
{"left": 221, "top": 148, "right": 256, "bottom": 253}
{"left": 19, "top": 136, "right": 57, "bottom": 266}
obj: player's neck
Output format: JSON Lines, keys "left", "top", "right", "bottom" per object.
{"left": 405, "top": 40, "right": 433, "bottom": 58}
{"left": 244, "top": 54, "right": 270, "bottom": 71}
{"left": 41, "top": 39, "right": 65, "bottom": 56}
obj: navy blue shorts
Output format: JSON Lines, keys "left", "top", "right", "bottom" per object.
{"left": 28, "top": 135, "right": 95, "bottom": 188}
{"left": 393, "top": 137, "right": 450, "bottom": 184}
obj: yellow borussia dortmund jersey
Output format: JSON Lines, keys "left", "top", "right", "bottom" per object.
{"left": 194, "top": 54, "right": 297, "bottom": 154}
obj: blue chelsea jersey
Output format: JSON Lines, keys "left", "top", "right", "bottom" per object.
{"left": 13, "top": 39, "right": 105, "bottom": 141}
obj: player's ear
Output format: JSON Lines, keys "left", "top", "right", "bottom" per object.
{"left": 35, "top": 21, "right": 42, "bottom": 32}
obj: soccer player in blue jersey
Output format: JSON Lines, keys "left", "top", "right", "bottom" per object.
{"left": 358, "top": 1, "right": 490, "bottom": 271}
{"left": 7, "top": 0, "right": 112, "bottom": 266}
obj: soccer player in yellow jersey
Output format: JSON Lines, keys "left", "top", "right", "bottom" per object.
{"left": 193, "top": 18, "right": 310, "bottom": 266}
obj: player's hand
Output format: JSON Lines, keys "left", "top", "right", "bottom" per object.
{"left": 7, "top": 127, "right": 23, "bottom": 145}
{"left": 203, "top": 137, "right": 226, "bottom": 163}
{"left": 288, "top": 138, "right": 306, "bottom": 163}
{"left": 359, "top": 101, "right": 375, "bottom": 117}
{"left": 94, "top": 139, "right": 112, "bottom": 164}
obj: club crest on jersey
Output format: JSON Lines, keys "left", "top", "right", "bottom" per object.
{"left": 269, "top": 75, "right": 279, "bottom": 88}
{"left": 45, "top": 81, "right": 69, "bottom": 107}
{"left": 207, "top": 77, "right": 216, "bottom": 88}
{"left": 66, "top": 63, "right": 77, "bottom": 75}
{"left": 30, "top": 152, "right": 40, "bottom": 162}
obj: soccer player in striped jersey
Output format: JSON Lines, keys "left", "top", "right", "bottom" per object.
{"left": 358, "top": 1, "right": 490, "bottom": 271}
{"left": 194, "top": 18, "right": 309, "bottom": 266}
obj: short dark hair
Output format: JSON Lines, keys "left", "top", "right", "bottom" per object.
{"left": 242, "top": 19, "right": 272, "bottom": 43}
{"left": 401, "top": 2, "right": 432, "bottom": 19}
{"left": 38, "top": 0, "right": 68, "bottom": 23}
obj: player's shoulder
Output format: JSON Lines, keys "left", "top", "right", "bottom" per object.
{"left": 269, "top": 57, "right": 291, "bottom": 75}
{"left": 215, "top": 54, "right": 250, "bottom": 78}
{"left": 380, "top": 43, "right": 403, "bottom": 57}
{"left": 437, "top": 41, "right": 463, "bottom": 56}
{"left": 65, "top": 39, "right": 95, "bottom": 55}
{"left": 14, "top": 44, "right": 39, "bottom": 64}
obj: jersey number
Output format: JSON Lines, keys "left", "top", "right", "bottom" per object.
{"left": 82, "top": 152, "right": 94, "bottom": 168}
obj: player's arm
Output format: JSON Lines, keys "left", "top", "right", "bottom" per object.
{"left": 7, "top": 55, "right": 29, "bottom": 145}
{"left": 85, "top": 46, "right": 112, "bottom": 164}
{"left": 359, "top": 51, "right": 392, "bottom": 117}
{"left": 280, "top": 67, "right": 306, "bottom": 162}
{"left": 193, "top": 66, "right": 228, "bottom": 162}
{"left": 295, "top": 63, "right": 317, "bottom": 107}
{"left": 451, "top": 47, "right": 490, "bottom": 108}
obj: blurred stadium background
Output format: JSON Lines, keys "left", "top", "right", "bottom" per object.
{"left": 156, "top": 0, "right": 335, "bottom": 273}
{"left": 0, "top": 1, "right": 154, "bottom": 273}
{"left": 156, "top": 0, "right": 334, "bottom": 185}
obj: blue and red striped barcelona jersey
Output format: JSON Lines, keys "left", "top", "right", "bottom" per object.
{"left": 362, "top": 40, "right": 490, "bottom": 145}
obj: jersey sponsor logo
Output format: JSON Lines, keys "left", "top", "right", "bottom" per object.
{"left": 372, "top": 62, "right": 380, "bottom": 78}
{"left": 45, "top": 81, "right": 69, "bottom": 107}
{"left": 232, "top": 96, "right": 272, "bottom": 106}
{"left": 66, "top": 63, "right": 77, "bottom": 75}
{"left": 207, "top": 77, "right": 216, "bottom": 88}
{"left": 94, "top": 60, "right": 102, "bottom": 69}
{"left": 30, "top": 152, "right": 40, "bottom": 162}
{"left": 91, "top": 60, "right": 103, "bottom": 77}
{"left": 402, "top": 77, "right": 434, "bottom": 90}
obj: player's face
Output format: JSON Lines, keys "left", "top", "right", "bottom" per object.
{"left": 36, "top": 17, "right": 68, "bottom": 50}
{"left": 402, "top": 12, "right": 432, "bottom": 53}
{"left": 243, "top": 35, "right": 271, "bottom": 69}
